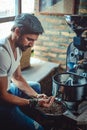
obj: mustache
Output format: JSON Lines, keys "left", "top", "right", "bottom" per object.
{"left": 22, "top": 45, "right": 31, "bottom": 51}
{"left": 24, "top": 45, "right": 31, "bottom": 49}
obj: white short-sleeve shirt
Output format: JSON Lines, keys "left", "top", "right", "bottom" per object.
{"left": 0, "top": 37, "right": 22, "bottom": 89}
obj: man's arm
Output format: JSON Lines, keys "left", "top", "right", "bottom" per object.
{"left": 0, "top": 76, "right": 29, "bottom": 106}
{"left": 11, "top": 65, "right": 39, "bottom": 98}
{"left": 11, "top": 65, "right": 55, "bottom": 107}
{"left": 0, "top": 67, "right": 55, "bottom": 108}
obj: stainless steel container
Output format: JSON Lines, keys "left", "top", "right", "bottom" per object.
{"left": 52, "top": 72, "right": 87, "bottom": 101}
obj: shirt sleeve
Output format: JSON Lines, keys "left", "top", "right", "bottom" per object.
{"left": 0, "top": 48, "right": 11, "bottom": 76}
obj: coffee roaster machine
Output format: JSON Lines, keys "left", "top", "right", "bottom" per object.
{"left": 52, "top": 15, "right": 87, "bottom": 113}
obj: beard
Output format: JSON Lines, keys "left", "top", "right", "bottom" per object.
{"left": 15, "top": 36, "right": 31, "bottom": 51}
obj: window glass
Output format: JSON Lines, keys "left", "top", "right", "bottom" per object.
{"left": 0, "top": 0, "right": 35, "bottom": 38}
{"left": 0, "top": 0, "right": 15, "bottom": 18}
{"left": 22, "top": 0, "right": 35, "bottom": 13}
{"left": 0, "top": 22, "right": 13, "bottom": 38}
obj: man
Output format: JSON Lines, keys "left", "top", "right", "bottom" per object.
{"left": 0, "top": 13, "right": 54, "bottom": 130}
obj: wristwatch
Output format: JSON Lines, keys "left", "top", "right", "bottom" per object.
{"left": 29, "top": 98, "right": 38, "bottom": 108}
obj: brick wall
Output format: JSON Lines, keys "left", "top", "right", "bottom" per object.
{"left": 33, "top": 0, "right": 76, "bottom": 69}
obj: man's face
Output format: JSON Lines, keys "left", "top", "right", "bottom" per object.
{"left": 15, "top": 34, "right": 39, "bottom": 51}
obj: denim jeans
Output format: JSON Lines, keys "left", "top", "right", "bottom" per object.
{"left": 0, "top": 81, "right": 44, "bottom": 130}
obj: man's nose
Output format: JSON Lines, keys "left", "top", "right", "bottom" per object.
{"left": 28, "top": 41, "right": 34, "bottom": 47}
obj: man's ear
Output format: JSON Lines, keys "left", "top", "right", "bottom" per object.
{"left": 15, "top": 27, "right": 20, "bottom": 36}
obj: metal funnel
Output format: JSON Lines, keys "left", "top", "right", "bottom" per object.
{"left": 65, "top": 15, "right": 87, "bottom": 36}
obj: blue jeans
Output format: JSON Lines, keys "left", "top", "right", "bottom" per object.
{"left": 0, "top": 81, "right": 44, "bottom": 130}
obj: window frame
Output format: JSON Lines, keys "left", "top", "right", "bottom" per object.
{"left": 0, "top": 0, "right": 21, "bottom": 23}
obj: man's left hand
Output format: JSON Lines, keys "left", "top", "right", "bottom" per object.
{"left": 38, "top": 96, "right": 55, "bottom": 108}
{"left": 36, "top": 93, "right": 47, "bottom": 99}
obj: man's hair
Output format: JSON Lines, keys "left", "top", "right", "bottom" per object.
{"left": 11, "top": 13, "right": 44, "bottom": 35}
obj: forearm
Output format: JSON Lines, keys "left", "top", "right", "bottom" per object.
{"left": 0, "top": 92, "right": 29, "bottom": 106}
{"left": 12, "top": 75, "right": 38, "bottom": 98}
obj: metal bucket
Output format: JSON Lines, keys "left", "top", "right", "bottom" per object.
{"left": 52, "top": 72, "right": 87, "bottom": 101}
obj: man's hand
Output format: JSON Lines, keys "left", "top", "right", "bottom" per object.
{"left": 36, "top": 93, "right": 47, "bottom": 99}
{"left": 38, "top": 96, "right": 55, "bottom": 108}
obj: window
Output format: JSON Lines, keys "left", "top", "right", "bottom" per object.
{"left": 0, "top": 22, "right": 13, "bottom": 38}
{"left": 0, "top": 0, "right": 15, "bottom": 18}
{"left": 22, "top": 0, "right": 35, "bottom": 13}
{"left": 0, "top": 0, "right": 35, "bottom": 38}
{"left": 0, "top": 0, "right": 35, "bottom": 22}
